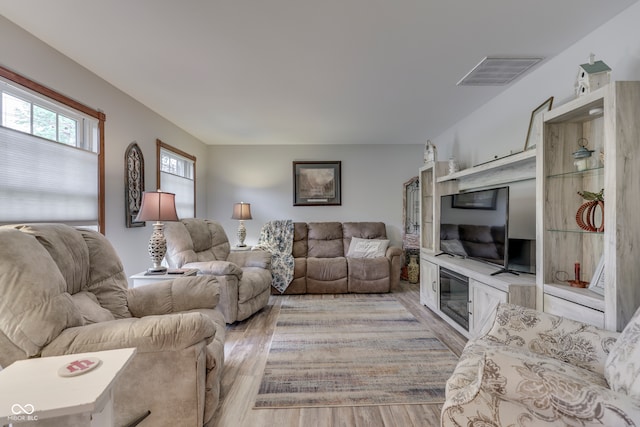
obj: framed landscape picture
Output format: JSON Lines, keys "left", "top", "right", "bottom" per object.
{"left": 293, "top": 161, "right": 341, "bottom": 206}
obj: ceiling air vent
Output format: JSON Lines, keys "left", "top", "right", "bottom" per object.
{"left": 457, "top": 56, "right": 544, "bottom": 86}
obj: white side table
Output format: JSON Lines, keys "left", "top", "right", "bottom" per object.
{"left": 0, "top": 348, "right": 136, "bottom": 426}
{"left": 129, "top": 269, "right": 198, "bottom": 288}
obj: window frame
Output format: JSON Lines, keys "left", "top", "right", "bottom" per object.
{"left": 156, "top": 139, "right": 196, "bottom": 218}
{"left": 0, "top": 65, "right": 106, "bottom": 233}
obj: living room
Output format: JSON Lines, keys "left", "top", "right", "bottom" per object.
{"left": 2, "top": 3, "right": 640, "bottom": 277}
{"left": 2, "top": 1, "right": 640, "bottom": 426}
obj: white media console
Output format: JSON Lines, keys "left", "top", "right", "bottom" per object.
{"left": 420, "top": 249, "right": 535, "bottom": 338}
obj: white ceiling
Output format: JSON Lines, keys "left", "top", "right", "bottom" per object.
{"left": 1, "top": 1, "right": 637, "bottom": 145}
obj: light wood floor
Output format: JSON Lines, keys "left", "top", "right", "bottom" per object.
{"left": 211, "top": 281, "right": 467, "bottom": 427}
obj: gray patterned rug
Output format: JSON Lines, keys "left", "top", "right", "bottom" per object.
{"left": 254, "top": 295, "right": 459, "bottom": 408}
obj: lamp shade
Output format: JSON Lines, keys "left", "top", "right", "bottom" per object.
{"left": 135, "top": 191, "right": 179, "bottom": 222}
{"left": 231, "top": 202, "right": 252, "bottom": 220}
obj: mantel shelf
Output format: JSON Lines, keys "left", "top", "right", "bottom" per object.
{"left": 436, "top": 149, "right": 536, "bottom": 191}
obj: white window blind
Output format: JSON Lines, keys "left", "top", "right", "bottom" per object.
{"left": 159, "top": 147, "right": 195, "bottom": 218}
{"left": 0, "top": 126, "right": 98, "bottom": 224}
{"left": 0, "top": 73, "right": 101, "bottom": 227}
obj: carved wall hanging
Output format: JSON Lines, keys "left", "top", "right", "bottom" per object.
{"left": 125, "top": 142, "right": 145, "bottom": 227}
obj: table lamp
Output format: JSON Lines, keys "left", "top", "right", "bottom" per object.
{"left": 135, "top": 190, "right": 179, "bottom": 273}
{"left": 231, "top": 202, "right": 252, "bottom": 247}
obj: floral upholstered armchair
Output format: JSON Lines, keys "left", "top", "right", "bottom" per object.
{"left": 442, "top": 303, "right": 640, "bottom": 427}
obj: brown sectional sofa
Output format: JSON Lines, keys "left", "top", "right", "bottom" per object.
{"left": 276, "top": 222, "right": 403, "bottom": 294}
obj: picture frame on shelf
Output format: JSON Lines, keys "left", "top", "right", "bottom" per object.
{"left": 293, "top": 161, "right": 341, "bottom": 206}
{"left": 589, "top": 255, "right": 605, "bottom": 296}
{"left": 524, "top": 96, "right": 554, "bottom": 151}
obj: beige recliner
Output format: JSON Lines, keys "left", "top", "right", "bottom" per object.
{"left": 0, "top": 224, "right": 225, "bottom": 427}
{"left": 164, "top": 218, "right": 272, "bottom": 323}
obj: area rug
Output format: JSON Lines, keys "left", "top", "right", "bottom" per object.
{"left": 254, "top": 295, "right": 459, "bottom": 408}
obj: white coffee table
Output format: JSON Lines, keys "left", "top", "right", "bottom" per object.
{"left": 0, "top": 348, "right": 136, "bottom": 426}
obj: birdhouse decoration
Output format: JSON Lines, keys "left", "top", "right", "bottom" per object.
{"left": 575, "top": 53, "right": 611, "bottom": 97}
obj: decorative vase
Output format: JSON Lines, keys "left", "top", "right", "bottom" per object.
{"left": 407, "top": 255, "right": 419, "bottom": 284}
{"left": 448, "top": 157, "right": 459, "bottom": 175}
{"left": 576, "top": 200, "right": 604, "bottom": 232}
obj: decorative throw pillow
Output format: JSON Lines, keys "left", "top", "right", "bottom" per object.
{"left": 347, "top": 237, "right": 390, "bottom": 258}
{"left": 604, "top": 305, "right": 640, "bottom": 399}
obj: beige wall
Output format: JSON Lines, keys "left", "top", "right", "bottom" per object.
{"left": 207, "top": 144, "right": 424, "bottom": 248}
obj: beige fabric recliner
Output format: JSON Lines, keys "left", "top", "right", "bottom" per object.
{"left": 0, "top": 224, "right": 225, "bottom": 427}
{"left": 164, "top": 218, "right": 272, "bottom": 323}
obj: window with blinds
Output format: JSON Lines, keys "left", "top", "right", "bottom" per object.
{"left": 157, "top": 139, "right": 195, "bottom": 219}
{"left": 0, "top": 68, "right": 105, "bottom": 231}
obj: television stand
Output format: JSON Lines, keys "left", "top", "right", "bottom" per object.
{"left": 419, "top": 252, "right": 536, "bottom": 338}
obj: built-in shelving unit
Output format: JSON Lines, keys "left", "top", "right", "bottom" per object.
{"left": 537, "top": 82, "right": 640, "bottom": 331}
{"left": 419, "top": 161, "right": 452, "bottom": 254}
{"left": 419, "top": 81, "right": 640, "bottom": 334}
{"left": 437, "top": 149, "right": 536, "bottom": 191}
{"left": 418, "top": 154, "right": 536, "bottom": 338}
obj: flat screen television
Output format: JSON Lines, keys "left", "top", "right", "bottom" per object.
{"left": 439, "top": 187, "right": 510, "bottom": 274}
{"left": 439, "top": 183, "right": 537, "bottom": 275}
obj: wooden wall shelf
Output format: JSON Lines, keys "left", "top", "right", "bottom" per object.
{"left": 437, "top": 149, "right": 536, "bottom": 191}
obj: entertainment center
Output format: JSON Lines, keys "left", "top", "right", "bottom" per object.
{"left": 419, "top": 81, "right": 640, "bottom": 336}
{"left": 419, "top": 159, "right": 537, "bottom": 338}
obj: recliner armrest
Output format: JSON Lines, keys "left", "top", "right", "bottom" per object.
{"left": 126, "top": 276, "right": 220, "bottom": 317}
{"left": 183, "top": 260, "right": 243, "bottom": 277}
{"left": 385, "top": 246, "right": 403, "bottom": 259}
{"left": 41, "top": 312, "right": 216, "bottom": 356}
{"left": 227, "top": 249, "right": 271, "bottom": 269}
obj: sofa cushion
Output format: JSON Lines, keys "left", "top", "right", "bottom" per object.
{"left": 71, "top": 291, "right": 116, "bottom": 324}
{"left": 342, "top": 222, "right": 387, "bottom": 239}
{"left": 292, "top": 223, "right": 309, "bottom": 257}
{"left": 12, "top": 223, "right": 90, "bottom": 295}
{"left": 346, "top": 237, "right": 390, "bottom": 258}
{"left": 0, "top": 228, "right": 84, "bottom": 356}
{"left": 78, "top": 229, "right": 132, "bottom": 319}
{"left": 347, "top": 257, "right": 390, "bottom": 292}
{"left": 165, "top": 219, "right": 231, "bottom": 267}
{"left": 605, "top": 305, "right": 640, "bottom": 399}
{"left": 307, "top": 222, "right": 344, "bottom": 258}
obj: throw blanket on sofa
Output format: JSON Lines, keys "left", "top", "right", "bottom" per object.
{"left": 255, "top": 219, "right": 295, "bottom": 293}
